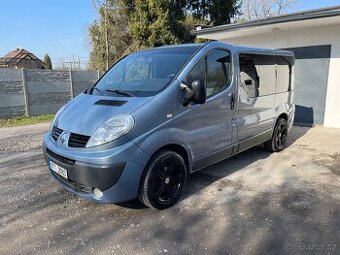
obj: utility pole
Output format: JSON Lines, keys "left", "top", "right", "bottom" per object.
{"left": 72, "top": 54, "right": 75, "bottom": 70}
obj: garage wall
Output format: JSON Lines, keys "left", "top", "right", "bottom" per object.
{"left": 283, "top": 45, "right": 331, "bottom": 126}
{"left": 216, "top": 23, "right": 340, "bottom": 128}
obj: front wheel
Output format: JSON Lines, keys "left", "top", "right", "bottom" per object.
{"left": 138, "top": 151, "right": 187, "bottom": 210}
{"left": 265, "top": 118, "right": 288, "bottom": 152}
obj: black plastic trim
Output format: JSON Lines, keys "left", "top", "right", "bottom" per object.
{"left": 51, "top": 171, "right": 93, "bottom": 193}
{"left": 46, "top": 148, "right": 75, "bottom": 165}
{"left": 194, "top": 146, "right": 234, "bottom": 171}
{"left": 95, "top": 100, "right": 127, "bottom": 106}
{"left": 45, "top": 148, "right": 126, "bottom": 191}
{"left": 237, "top": 129, "right": 272, "bottom": 153}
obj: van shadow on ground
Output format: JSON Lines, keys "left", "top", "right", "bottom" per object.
{"left": 122, "top": 126, "right": 311, "bottom": 209}
{"left": 4, "top": 126, "right": 339, "bottom": 255}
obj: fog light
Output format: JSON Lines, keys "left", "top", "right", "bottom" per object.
{"left": 93, "top": 188, "right": 103, "bottom": 199}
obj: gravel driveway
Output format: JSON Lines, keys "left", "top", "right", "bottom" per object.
{"left": 0, "top": 123, "right": 339, "bottom": 255}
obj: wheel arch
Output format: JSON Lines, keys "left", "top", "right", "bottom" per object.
{"left": 278, "top": 113, "right": 288, "bottom": 121}
{"left": 269, "top": 112, "right": 289, "bottom": 139}
{"left": 151, "top": 144, "right": 191, "bottom": 175}
{"left": 137, "top": 143, "right": 192, "bottom": 208}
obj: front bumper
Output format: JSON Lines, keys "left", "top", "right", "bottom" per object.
{"left": 43, "top": 133, "right": 150, "bottom": 204}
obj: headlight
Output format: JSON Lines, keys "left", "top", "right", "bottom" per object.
{"left": 86, "top": 114, "right": 134, "bottom": 148}
{"left": 50, "top": 105, "right": 65, "bottom": 132}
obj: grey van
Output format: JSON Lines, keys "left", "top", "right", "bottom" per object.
{"left": 43, "top": 41, "right": 295, "bottom": 209}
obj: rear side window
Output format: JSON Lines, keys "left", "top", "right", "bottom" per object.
{"left": 276, "top": 56, "right": 292, "bottom": 93}
{"left": 187, "top": 49, "right": 231, "bottom": 98}
{"left": 239, "top": 54, "right": 276, "bottom": 97}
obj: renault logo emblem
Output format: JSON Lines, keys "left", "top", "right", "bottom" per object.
{"left": 58, "top": 131, "right": 70, "bottom": 147}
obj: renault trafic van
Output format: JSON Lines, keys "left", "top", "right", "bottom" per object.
{"left": 43, "top": 41, "right": 295, "bottom": 209}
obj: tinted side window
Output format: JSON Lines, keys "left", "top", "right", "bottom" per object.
{"left": 206, "top": 50, "right": 231, "bottom": 97}
{"left": 239, "top": 54, "right": 276, "bottom": 97}
{"left": 276, "top": 56, "right": 292, "bottom": 93}
{"left": 239, "top": 55, "right": 259, "bottom": 98}
{"left": 187, "top": 57, "right": 205, "bottom": 87}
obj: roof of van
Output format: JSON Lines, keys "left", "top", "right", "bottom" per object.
{"left": 142, "top": 41, "right": 294, "bottom": 57}
{"left": 235, "top": 44, "right": 294, "bottom": 56}
{"left": 156, "top": 43, "right": 206, "bottom": 49}
{"left": 204, "top": 41, "right": 294, "bottom": 56}
{"left": 136, "top": 43, "right": 205, "bottom": 54}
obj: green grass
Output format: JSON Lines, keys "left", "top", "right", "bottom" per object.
{"left": 0, "top": 114, "right": 55, "bottom": 128}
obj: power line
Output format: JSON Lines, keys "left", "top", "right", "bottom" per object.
{"left": 53, "top": 55, "right": 89, "bottom": 71}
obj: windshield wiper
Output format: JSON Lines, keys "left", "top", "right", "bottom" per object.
{"left": 89, "top": 86, "right": 104, "bottom": 95}
{"left": 105, "top": 89, "right": 134, "bottom": 97}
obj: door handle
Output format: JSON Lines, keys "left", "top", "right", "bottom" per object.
{"left": 229, "top": 93, "right": 236, "bottom": 110}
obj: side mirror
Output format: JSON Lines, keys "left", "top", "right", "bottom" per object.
{"left": 180, "top": 80, "right": 206, "bottom": 106}
{"left": 191, "top": 80, "right": 206, "bottom": 104}
{"left": 180, "top": 83, "right": 195, "bottom": 106}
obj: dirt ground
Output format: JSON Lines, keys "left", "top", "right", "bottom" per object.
{"left": 0, "top": 123, "right": 339, "bottom": 255}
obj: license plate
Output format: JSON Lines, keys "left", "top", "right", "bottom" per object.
{"left": 49, "top": 160, "right": 68, "bottom": 179}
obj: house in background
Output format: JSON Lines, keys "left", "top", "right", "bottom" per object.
{"left": 0, "top": 48, "right": 44, "bottom": 69}
{"left": 193, "top": 6, "right": 340, "bottom": 129}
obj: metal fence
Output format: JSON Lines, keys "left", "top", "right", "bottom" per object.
{"left": 0, "top": 68, "right": 100, "bottom": 119}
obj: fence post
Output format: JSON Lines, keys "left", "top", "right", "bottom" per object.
{"left": 97, "top": 70, "right": 100, "bottom": 80}
{"left": 69, "top": 70, "right": 74, "bottom": 99}
{"left": 21, "top": 68, "right": 30, "bottom": 117}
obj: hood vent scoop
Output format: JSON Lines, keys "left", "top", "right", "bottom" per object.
{"left": 94, "top": 100, "right": 127, "bottom": 106}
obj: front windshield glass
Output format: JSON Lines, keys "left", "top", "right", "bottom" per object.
{"left": 90, "top": 46, "right": 201, "bottom": 97}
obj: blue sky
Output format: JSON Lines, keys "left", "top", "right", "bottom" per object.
{"left": 297, "top": 0, "right": 340, "bottom": 11}
{"left": 0, "top": 0, "right": 339, "bottom": 67}
{"left": 0, "top": 0, "right": 97, "bottom": 68}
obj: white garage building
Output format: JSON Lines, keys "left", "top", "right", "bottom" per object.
{"left": 193, "top": 6, "right": 340, "bottom": 128}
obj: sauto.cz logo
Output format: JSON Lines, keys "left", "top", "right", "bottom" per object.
{"left": 58, "top": 131, "right": 70, "bottom": 147}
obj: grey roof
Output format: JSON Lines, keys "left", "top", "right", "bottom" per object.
{"left": 157, "top": 43, "right": 206, "bottom": 48}
{"left": 192, "top": 5, "right": 340, "bottom": 35}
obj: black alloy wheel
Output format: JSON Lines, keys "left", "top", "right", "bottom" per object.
{"left": 265, "top": 118, "right": 288, "bottom": 152}
{"left": 139, "top": 151, "right": 187, "bottom": 209}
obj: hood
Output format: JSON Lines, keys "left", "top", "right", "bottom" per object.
{"left": 55, "top": 93, "right": 153, "bottom": 136}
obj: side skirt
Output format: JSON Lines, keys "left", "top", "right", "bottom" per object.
{"left": 192, "top": 129, "right": 272, "bottom": 172}
{"left": 193, "top": 146, "right": 235, "bottom": 172}
{"left": 237, "top": 129, "right": 272, "bottom": 154}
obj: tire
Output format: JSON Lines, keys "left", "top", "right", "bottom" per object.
{"left": 138, "top": 150, "right": 187, "bottom": 210}
{"left": 265, "top": 118, "right": 288, "bottom": 152}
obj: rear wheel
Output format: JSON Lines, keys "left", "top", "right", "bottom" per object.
{"left": 139, "top": 151, "right": 187, "bottom": 210}
{"left": 265, "top": 118, "right": 288, "bottom": 152}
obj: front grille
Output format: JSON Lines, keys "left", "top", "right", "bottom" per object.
{"left": 51, "top": 126, "right": 90, "bottom": 148}
{"left": 52, "top": 127, "right": 63, "bottom": 140}
{"left": 51, "top": 171, "right": 92, "bottom": 194}
{"left": 46, "top": 148, "right": 75, "bottom": 165}
{"left": 68, "top": 133, "right": 90, "bottom": 148}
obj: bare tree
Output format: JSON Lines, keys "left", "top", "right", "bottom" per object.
{"left": 89, "top": 0, "right": 130, "bottom": 71}
{"left": 241, "top": 0, "right": 298, "bottom": 21}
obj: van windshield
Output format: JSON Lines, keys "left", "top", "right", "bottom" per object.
{"left": 90, "top": 46, "right": 201, "bottom": 97}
